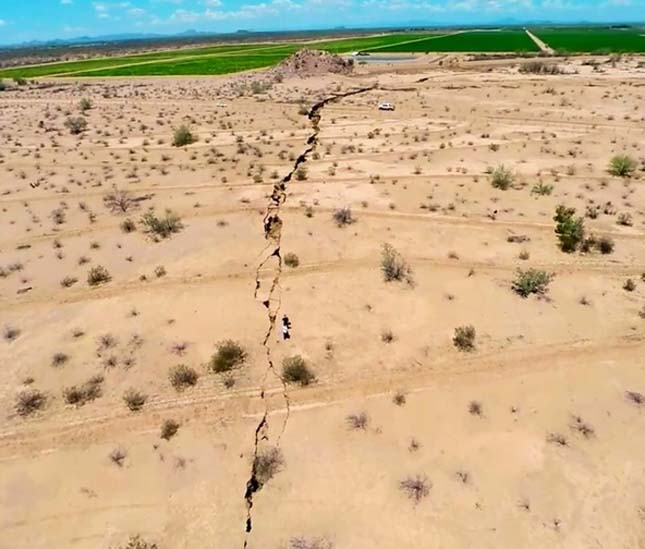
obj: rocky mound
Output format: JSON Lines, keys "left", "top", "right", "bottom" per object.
{"left": 272, "top": 48, "right": 354, "bottom": 78}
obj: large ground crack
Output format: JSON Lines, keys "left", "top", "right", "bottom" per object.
{"left": 242, "top": 84, "right": 377, "bottom": 547}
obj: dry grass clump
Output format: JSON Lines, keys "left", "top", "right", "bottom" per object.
{"left": 104, "top": 188, "right": 134, "bottom": 214}
{"left": 87, "top": 265, "right": 111, "bottom": 286}
{"left": 141, "top": 210, "right": 183, "bottom": 240}
{"left": 381, "top": 243, "right": 413, "bottom": 285}
{"left": 160, "top": 419, "right": 180, "bottom": 440}
{"left": 519, "top": 61, "right": 563, "bottom": 75}
{"left": 64, "top": 116, "right": 87, "bottom": 135}
{"left": 284, "top": 252, "right": 300, "bottom": 268}
{"left": 346, "top": 411, "right": 369, "bottom": 430}
{"left": 625, "top": 391, "right": 644, "bottom": 406}
{"left": 169, "top": 364, "right": 199, "bottom": 391}
{"left": 15, "top": 389, "right": 47, "bottom": 417}
{"left": 123, "top": 389, "right": 147, "bottom": 411}
{"left": 253, "top": 446, "right": 285, "bottom": 488}
{"left": 512, "top": 268, "right": 552, "bottom": 297}
{"left": 63, "top": 375, "right": 104, "bottom": 406}
{"left": 289, "top": 537, "right": 333, "bottom": 549}
{"left": 3, "top": 325, "right": 21, "bottom": 341}
{"left": 453, "top": 325, "right": 476, "bottom": 351}
{"left": 110, "top": 447, "right": 127, "bottom": 467}
{"left": 210, "top": 340, "right": 246, "bottom": 373}
{"left": 282, "top": 355, "right": 316, "bottom": 386}
{"left": 333, "top": 207, "right": 355, "bottom": 227}
{"left": 118, "top": 535, "right": 158, "bottom": 549}
{"left": 399, "top": 475, "right": 431, "bottom": 503}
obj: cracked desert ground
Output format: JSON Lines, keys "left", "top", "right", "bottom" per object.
{"left": 1, "top": 55, "right": 645, "bottom": 549}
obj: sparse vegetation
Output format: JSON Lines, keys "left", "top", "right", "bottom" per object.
{"left": 79, "top": 97, "right": 93, "bottom": 112}
{"left": 381, "top": 243, "right": 413, "bottom": 285}
{"left": 87, "top": 265, "right": 111, "bottom": 286}
{"left": 141, "top": 210, "right": 183, "bottom": 239}
{"left": 210, "top": 340, "right": 246, "bottom": 373}
{"left": 169, "top": 364, "right": 199, "bottom": 391}
{"left": 104, "top": 188, "right": 134, "bottom": 213}
{"left": 172, "top": 124, "right": 196, "bottom": 147}
{"left": 253, "top": 446, "right": 285, "bottom": 488}
{"left": 63, "top": 375, "right": 104, "bottom": 406}
{"left": 490, "top": 165, "right": 514, "bottom": 190}
{"left": 123, "top": 389, "right": 147, "bottom": 411}
{"left": 160, "top": 419, "right": 180, "bottom": 440}
{"left": 608, "top": 154, "right": 637, "bottom": 177}
{"left": 333, "top": 207, "right": 355, "bottom": 227}
{"left": 15, "top": 389, "right": 47, "bottom": 417}
{"left": 118, "top": 535, "right": 158, "bottom": 549}
{"left": 282, "top": 355, "right": 316, "bottom": 386}
{"left": 468, "top": 400, "right": 483, "bottom": 416}
{"left": 3, "top": 325, "right": 20, "bottom": 341}
{"left": 346, "top": 411, "right": 369, "bottom": 430}
{"left": 64, "top": 116, "right": 87, "bottom": 135}
{"left": 512, "top": 268, "right": 552, "bottom": 297}
{"left": 284, "top": 252, "right": 300, "bottom": 268}
{"left": 554, "top": 205, "right": 584, "bottom": 252}
{"left": 453, "top": 325, "right": 476, "bottom": 351}
{"left": 519, "top": 61, "right": 563, "bottom": 74}
{"left": 399, "top": 475, "right": 431, "bottom": 503}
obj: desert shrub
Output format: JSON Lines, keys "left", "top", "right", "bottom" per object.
{"left": 4, "top": 325, "right": 21, "bottom": 341}
{"left": 547, "top": 432, "right": 568, "bottom": 446}
{"left": 531, "top": 181, "right": 553, "bottom": 195}
{"left": 623, "top": 278, "right": 636, "bottom": 292}
{"left": 63, "top": 375, "right": 104, "bottom": 406}
{"left": 289, "top": 537, "right": 332, "bottom": 549}
{"left": 617, "top": 212, "right": 633, "bottom": 226}
{"left": 608, "top": 154, "right": 637, "bottom": 177}
{"left": 490, "top": 165, "right": 514, "bottom": 190}
{"left": 109, "top": 447, "right": 127, "bottom": 467}
{"left": 51, "top": 352, "right": 69, "bottom": 367}
{"left": 87, "top": 265, "right": 111, "bottom": 286}
{"left": 104, "top": 188, "right": 134, "bottom": 213}
{"left": 284, "top": 252, "right": 300, "bottom": 268}
{"left": 346, "top": 411, "right": 369, "bottom": 430}
{"left": 140, "top": 210, "right": 183, "bottom": 239}
{"left": 381, "top": 243, "right": 413, "bottom": 285}
{"left": 392, "top": 391, "right": 406, "bottom": 406}
{"left": 154, "top": 265, "right": 166, "bottom": 278}
{"left": 79, "top": 97, "right": 93, "bottom": 112}
{"left": 210, "top": 340, "right": 246, "bottom": 373}
{"left": 554, "top": 205, "right": 584, "bottom": 252}
{"left": 295, "top": 165, "right": 307, "bottom": 181}
{"left": 60, "top": 276, "right": 78, "bottom": 288}
{"left": 0, "top": 80, "right": 5, "bottom": 91}
{"left": 570, "top": 415, "right": 594, "bottom": 438}
{"left": 172, "top": 124, "right": 196, "bottom": 147}
{"left": 468, "top": 400, "right": 483, "bottom": 416}
{"left": 64, "top": 116, "right": 87, "bottom": 135}
{"left": 123, "top": 389, "right": 147, "bottom": 411}
{"left": 15, "top": 389, "right": 47, "bottom": 416}
{"left": 512, "top": 268, "right": 552, "bottom": 297}
{"left": 169, "top": 364, "right": 199, "bottom": 391}
{"left": 399, "top": 475, "right": 431, "bottom": 503}
{"left": 160, "top": 419, "right": 180, "bottom": 440}
{"left": 253, "top": 446, "right": 284, "bottom": 488}
{"left": 120, "top": 218, "right": 136, "bottom": 233}
{"left": 519, "top": 61, "right": 563, "bottom": 74}
{"left": 119, "top": 535, "right": 157, "bottom": 549}
{"left": 381, "top": 329, "right": 395, "bottom": 343}
{"left": 333, "top": 207, "right": 355, "bottom": 227}
{"left": 597, "top": 236, "right": 614, "bottom": 254}
{"left": 453, "top": 325, "right": 476, "bottom": 351}
{"left": 625, "top": 391, "right": 644, "bottom": 406}
{"left": 282, "top": 355, "right": 316, "bottom": 386}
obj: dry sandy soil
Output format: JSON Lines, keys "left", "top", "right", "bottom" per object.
{"left": 1, "top": 54, "right": 644, "bottom": 549}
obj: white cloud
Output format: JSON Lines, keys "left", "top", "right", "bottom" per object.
{"left": 61, "top": 0, "right": 73, "bottom": 5}
{"left": 0, "top": 19, "right": 6, "bottom": 27}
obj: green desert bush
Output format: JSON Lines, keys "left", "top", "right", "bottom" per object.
{"left": 210, "top": 340, "right": 246, "bottom": 373}
{"left": 608, "top": 154, "right": 637, "bottom": 177}
{"left": 64, "top": 116, "right": 87, "bottom": 135}
{"left": 141, "top": 210, "right": 183, "bottom": 239}
{"left": 512, "top": 268, "right": 553, "bottom": 297}
{"left": 554, "top": 205, "right": 584, "bottom": 252}
{"left": 172, "top": 124, "right": 196, "bottom": 147}
{"left": 282, "top": 355, "right": 316, "bottom": 386}
{"left": 490, "top": 165, "right": 514, "bottom": 190}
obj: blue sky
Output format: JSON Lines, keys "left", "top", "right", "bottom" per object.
{"left": 0, "top": 0, "right": 643, "bottom": 44}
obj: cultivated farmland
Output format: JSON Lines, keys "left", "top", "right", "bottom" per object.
{"left": 532, "top": 27, "right": 645, "bottom": 53}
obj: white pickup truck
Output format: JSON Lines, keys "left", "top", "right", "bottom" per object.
{"left": 378, "top": 102, "right": 395, "bottom": 111}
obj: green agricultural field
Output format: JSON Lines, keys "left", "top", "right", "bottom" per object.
{"left": 308, "top": 33, "right": 443, "bottom": 53}
{"left": 371, "top": 30, "right": 539, "bottom": 53}
{"left": 0, "top": 43, "right": 293, "bottom": 78}
{"left": 532, "top": 28, "right": 645, "bottom": 53}
{"left": 71, "top": 48, "right": 298, "bottom": 77}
